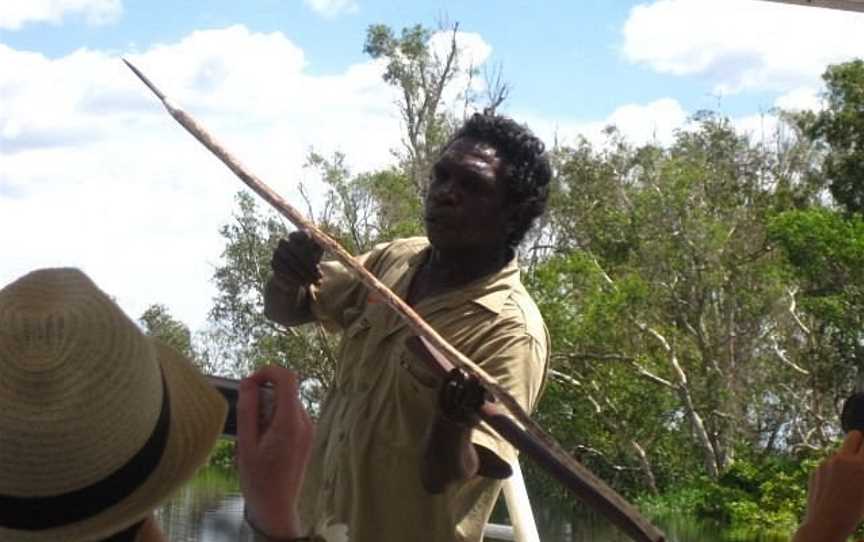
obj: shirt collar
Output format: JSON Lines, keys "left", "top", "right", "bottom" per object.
{"left": 408, "top": 245, "right": 521, "bottom": 316}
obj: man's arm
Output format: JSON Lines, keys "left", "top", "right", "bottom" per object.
{"left": 263, "top": 278, "right": 314, "bottom": 327}
{"left": 264, "top": 231, "right": 323, "bottom": 328}
{"left": 420, "top": 414, "right": 479, "bottom": 494}
{"left": 419, "top": 368, "right": 513, "bottom": 494}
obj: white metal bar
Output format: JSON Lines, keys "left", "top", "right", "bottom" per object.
{"left": 483, "top": 524, "right": 515, "bottom": 541}
{"left": 502, "top": 460, "right": 541, "bottom": 542}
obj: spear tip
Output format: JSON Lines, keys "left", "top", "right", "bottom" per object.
{"left": 122, "top": 57, "right": 167, "bottom": 102}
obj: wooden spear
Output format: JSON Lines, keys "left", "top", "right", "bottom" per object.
{"left": 123, "top": 58, "right": 665, "bottom": 542}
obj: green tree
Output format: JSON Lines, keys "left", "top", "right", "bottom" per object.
{"left": 531, "top": 113, "right": 816, "bottom": 493}
{"left": 139, "top": 303, "right": 222, "bottom": 376}
{"left": 208, "top": 192, "right": 337, "bottom": 406}
{"left": 798, "top": 59, "right": 864, "bottom": 214}
{"left": 140, "top": 303, "right": 194, "bottom": 358}
{"left": 768, "top": 208, "right": 864, "bottom": 433}
{"left": 303, "top": 151, "right": 423, "bottom": 254}
{"left": 364, "top": 22, "right": 462, "bottom": 198}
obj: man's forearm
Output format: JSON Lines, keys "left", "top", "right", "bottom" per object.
{"left": 421, "top": 415, "right": 479, "bottom": 494}
{"left": 264, "top": 279, "right": 315, "bottom": 327}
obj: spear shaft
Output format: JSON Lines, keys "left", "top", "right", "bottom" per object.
{"left": 124, "top": 58, "right": 665, "bottom": 542}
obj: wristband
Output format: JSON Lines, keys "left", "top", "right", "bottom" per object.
{"left": 244, "top": 508, "right": 327, "bottom": 542}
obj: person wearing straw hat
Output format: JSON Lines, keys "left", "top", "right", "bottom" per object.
{"left": 264, "top": 112, "right": 552, "bottom": 542}
{"left": 0, "top": 268, "right": 230, "bottom": 542}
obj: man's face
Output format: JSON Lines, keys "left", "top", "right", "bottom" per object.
{"left": 424, "top": 137, "right": 511, "bottom": 252}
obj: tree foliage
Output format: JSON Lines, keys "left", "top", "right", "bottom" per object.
{"left": 140, "top": 303, "right": 194, "bottom": 357}
{"left": 798, "top": 59, "right": 864, "bottom": 214}
{"left": 207, "top": 191, "right": 337, "bottom": 406}
{"left": 364, "top": 22, "right": 464, "bottom": 198}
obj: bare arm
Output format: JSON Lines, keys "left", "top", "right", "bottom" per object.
{"left": 420, "top": 369, "right": 511, "bottom": 494}
{"left": 421, "top": 414, "right": 479, "bottom": 494}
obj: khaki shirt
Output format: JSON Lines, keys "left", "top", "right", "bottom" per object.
{"left": 298, "top": 237, "right": 549, "bottom": 542}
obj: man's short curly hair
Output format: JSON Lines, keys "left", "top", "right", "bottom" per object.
{"left": 445, "top": 113, "right": 552, "bottom": 250}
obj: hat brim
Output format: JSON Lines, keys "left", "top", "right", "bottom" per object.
{"left": 1, "top": 340, "right": 228, "bottom": 542}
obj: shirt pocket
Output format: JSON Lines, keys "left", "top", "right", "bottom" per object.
{"left": 391, "top": 348, "right": 441, "bottom": 446}
{"left": 399, "top": 348, "right": 441, "bottom": 390}
{"left": 335, "top": 314, "right": 372, "bottom": 389}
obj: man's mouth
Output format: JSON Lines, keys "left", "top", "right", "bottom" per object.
{"left": 425, "top": 216, "right": 453, "bottom": 230}
{"left": 425, "top": 210, "right": 458, "bottom": 225}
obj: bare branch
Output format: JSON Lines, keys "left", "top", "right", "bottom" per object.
{"left": 770, "top": 336, "right": 810, "bottom": 376}
{"left": 483, "top": 62, "right": 510, "bottom": 114}
{"left": 787, "top": 287, "right": 811, "bottom": 335}
{"left": 550, "top": 368, "right": 583, "bottom": 387}
{"left": 632, "top": 363, "right": 675, "bottom": 388}
{"left": 573, "top": 446, "right": 639, "bottom": 473}
{"left": 553, "top": 351, "right": 636, "bottom": 363}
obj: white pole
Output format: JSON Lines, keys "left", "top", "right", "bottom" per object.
{"left": 502, "top": 460, "right": 540, "bottom": 542}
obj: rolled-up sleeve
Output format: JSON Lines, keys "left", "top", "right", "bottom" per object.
{"left": 467, "top": 314, "right": 549, "bottom": 466}
{"left": 308, "top": 243, "right": 392, "bottom": 331}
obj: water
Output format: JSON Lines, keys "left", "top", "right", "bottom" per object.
{"left": 154, "top": 469, "right": 787, "bottom": 542}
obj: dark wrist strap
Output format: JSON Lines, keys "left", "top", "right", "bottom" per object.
{"left": 244, "top": 508, "right": 326, "bottom": 542}
{"left": 436, "top": 409, "right": 477, "bottom": 428}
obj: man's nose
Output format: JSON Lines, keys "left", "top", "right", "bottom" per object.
{"left": 430, "top": 179, "right": 459, "bottom": 204}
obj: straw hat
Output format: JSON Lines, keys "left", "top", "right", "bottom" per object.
{"left": 0, "top": 268, "right": 228, "bottom": 541}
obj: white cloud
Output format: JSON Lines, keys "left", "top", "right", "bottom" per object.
{"left": 303, "top": 0, "right": 358, "bottom": 18}
{"left": 732, "top": 112, "right": 781, "bottom": 143}
{"left": 0, "top": 0, "right": 122, "bottom": 30}
{"left": 519, "top": 98, "right": 690, "bottom": 149}
{"left": 774, "top": 86, "right": 823, "bottom": 112}
{"left": 622, "top": 0, "right": 864, "bottom": 94}
{"left": 517, "top": 97, "right": 800, "bottom": 158}
{"left": 2, "top": 24, "right": 473, "bottom": 331}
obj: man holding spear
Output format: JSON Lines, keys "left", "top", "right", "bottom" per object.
{"left": 124, "top": 58, "right": 665, "bottom": 541}
{"left": 262, "top": 112, "right": 552, "bottom": 542}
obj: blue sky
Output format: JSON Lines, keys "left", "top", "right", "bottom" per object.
{"left": 2, "top": 0, "right": 863, "bottom": 332}
{"left": 1, "top": 1, "right": 787, "bottom": 121}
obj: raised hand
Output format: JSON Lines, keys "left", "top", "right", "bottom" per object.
{"left": 237, "top": 366, "right": 314, "bottom": 540}
{"left": 271, "top": 230, "right": 324, "bottom": 289}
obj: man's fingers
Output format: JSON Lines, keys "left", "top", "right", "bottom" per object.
{"left": 237, "top": 377, "right": 260, "bottom": 458}
{"left": 272, "top": 250, "right": 317, "bottom": 284}
{"left": 272, "top": 243, "right": 321, "bottom": 284}
{"left": 295, "top": 229, "right": 324, "bottom": 257}
{"left": 840, "top": 430, "right": 864, "bottom": 456}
